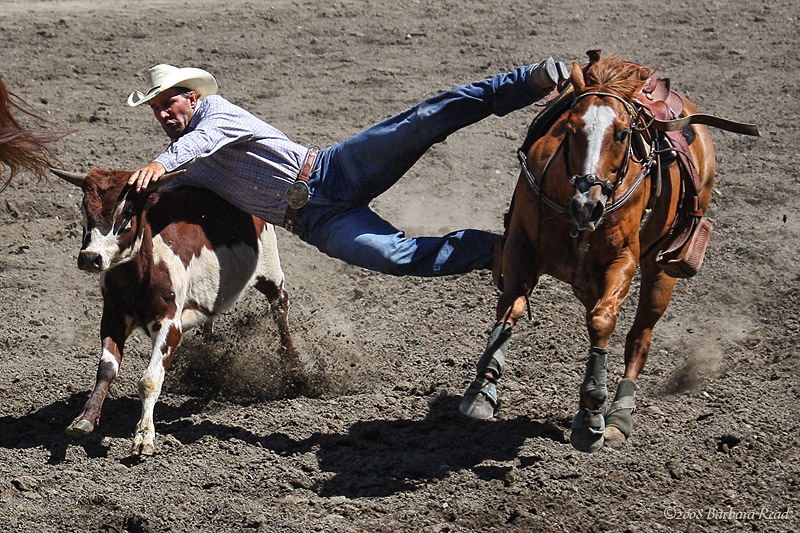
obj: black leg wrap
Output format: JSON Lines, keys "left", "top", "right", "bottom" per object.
{"left": 476, "top": 322, "right": 511, "bottom": 379}
{"left": 580, "top": 346, "right": 609, "bottom": 408}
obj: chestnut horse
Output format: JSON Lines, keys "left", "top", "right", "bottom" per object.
{"left": 0, "top": 76, "right": 61, "bottom": 189}
{"left": 460, "top": 52, "right": 752, "bottom": 453}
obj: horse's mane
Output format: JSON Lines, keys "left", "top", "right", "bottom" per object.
{"left": 519, "top": 54, "right": 657, "bottom": 154}
{"left": 0, "top": 76, "right": 64, "bottom": 189}
{"left": 582, "top": 55, "right": 654, "bottom": 101}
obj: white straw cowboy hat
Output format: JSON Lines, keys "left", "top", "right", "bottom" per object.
{"left": 127, "top": 64, "right": 218, "bottom": 107}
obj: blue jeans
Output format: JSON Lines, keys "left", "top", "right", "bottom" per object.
{"left": 293, "top": 66, "right": 543, "bottom": 277}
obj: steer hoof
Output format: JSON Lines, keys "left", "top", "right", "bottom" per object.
{"left": 65, "top": 418, "right": 95, "bottom": 436}
{"left": 131, "top": 434, "right": 155, "bottom": 457}
{"left": 131, "top": 441, "right": 155, "bottom": 457}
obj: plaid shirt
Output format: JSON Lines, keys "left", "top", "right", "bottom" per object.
{"left": 154, "top": 95, "right": 310, "bottom": 225}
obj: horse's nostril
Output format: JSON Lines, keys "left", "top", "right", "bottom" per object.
{"left": 591, "top": 202, "right": 605, "bottom": 223}
{"left": 569, "top": 199, "right": 582, "bottom": 221}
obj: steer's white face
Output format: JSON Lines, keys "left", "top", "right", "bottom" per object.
{"left": 79, "top": 190, "right": 144, "bottom": 272}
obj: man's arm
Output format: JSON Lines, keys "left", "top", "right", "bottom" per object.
{"left": 129, "top": 96, "right": 256, "bottom": 190}
{"left": 128, "top": 161, "right": 166, "bottom": 191}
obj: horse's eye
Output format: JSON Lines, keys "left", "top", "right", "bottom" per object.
{"left": 616, "top": 129, "right": 629, "bottom": 143}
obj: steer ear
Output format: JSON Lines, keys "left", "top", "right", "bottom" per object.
{"left": 142, "top": 169, "right": 186, "bottom": 192}
{"left": 49, "top": 168, "right": 85, "bottom": 187}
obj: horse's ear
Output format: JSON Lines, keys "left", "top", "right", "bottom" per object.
{"left": 587, "top": 49, "right": 602, "bottom": 65}
{"left": 571, "top": 61, "right": 586, "bottom": 93}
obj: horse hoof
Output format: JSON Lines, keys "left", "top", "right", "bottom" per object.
{"left": 570, "top": 428, "right": 605, "bottom": 453}
{"left": 570, "top": 409, "right": 606, "bottom": 453}
{"left": 459, "top": 393, "right": 495, "bottom": 420}
{"left": 603, "top": 426, "right": 628, "bottom": 448}
{"left": 65, "top": 418, "right": 94, "bottom": 436}
{"left": 459, "top": 376, "right": 498, "bottom": 420}
{"left": 604, "top": 425, "right": 626, "bottom": 442}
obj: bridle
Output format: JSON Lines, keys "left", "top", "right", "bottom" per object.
{"left": 518, "top": 90, "right": 658, "bottom": 219}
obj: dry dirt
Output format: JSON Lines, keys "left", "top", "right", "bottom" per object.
{"left": 1, "top": 0, "right": 798, "bottom": 532}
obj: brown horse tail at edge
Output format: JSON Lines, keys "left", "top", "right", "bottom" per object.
{"left": 0, "top": 76, "right": 68, "bottom": 191}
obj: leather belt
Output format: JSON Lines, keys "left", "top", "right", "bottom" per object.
{"left": 284, "top": 147, "right": 318, "bottom": 232}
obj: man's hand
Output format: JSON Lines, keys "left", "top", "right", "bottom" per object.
{"left": 128, "top": 161, "right": 167, "bottom": 191}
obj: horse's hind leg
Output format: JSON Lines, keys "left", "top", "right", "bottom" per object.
{"left": 604, "top": 262, "right": 677, "bottom": 444}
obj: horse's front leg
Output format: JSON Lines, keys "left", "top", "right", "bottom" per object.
{"left": 66, "top": 308, "right": 128, "bottom": 436}
{"left": 131, "top": 317, "right": 183, "bottom": 457}
{"left": 460, "top": 233, "right": 536, "bottom": 420}
{"left": 603, "top": 259, "right": 679, "bottom": 444}
{"left": 571, "top": 250, "right": 638, "bottom": 453}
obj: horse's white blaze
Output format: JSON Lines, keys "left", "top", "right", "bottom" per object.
{"left": 580, "top": 104, "right": 617, "bottom": 176}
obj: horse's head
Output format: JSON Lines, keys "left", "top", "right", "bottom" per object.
{"left": 562, "top": 56, "right": 652, "bottom": 232}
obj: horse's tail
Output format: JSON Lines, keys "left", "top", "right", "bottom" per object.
{"left": 0, "top": 76, "right": 65, "bottom": 189}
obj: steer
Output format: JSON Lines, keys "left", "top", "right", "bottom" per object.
{"left": 51, "top": 167, "right": 300, "bottom": 456}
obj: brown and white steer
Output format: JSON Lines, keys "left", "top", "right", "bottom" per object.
{"left": 51, "top": 167, "right": 300, "bottom": 456}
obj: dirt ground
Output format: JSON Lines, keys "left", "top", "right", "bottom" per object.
{"left": 1, "top": 0, "right": 798, "bottom": 531}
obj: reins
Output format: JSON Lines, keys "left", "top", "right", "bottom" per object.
{"left": 517, "top": 90, "right": 658, "bottom": 221}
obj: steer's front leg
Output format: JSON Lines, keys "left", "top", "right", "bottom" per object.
{"left": 131, "top": 318, "right": 183, "bottom": 457}
{"left": 66, "top": 308, "right": 128, "bottom": 436}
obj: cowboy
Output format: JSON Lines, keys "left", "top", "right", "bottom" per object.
{"left": 128, "top": 60, "right": 567, "bottom": 276}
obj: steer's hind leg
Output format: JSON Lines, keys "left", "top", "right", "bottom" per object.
{"left": 131, "top": 320, "right": 183, "bottom": 457}
{"left": 67, "top": 309, "right": 127, "bottom": 436}
{"left": 254, "top": 276, "right": 301, "bottom": 367}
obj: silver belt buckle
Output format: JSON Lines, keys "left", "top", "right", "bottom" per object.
{"left": 286, "top": 180, "right": 310, "bottom": 209}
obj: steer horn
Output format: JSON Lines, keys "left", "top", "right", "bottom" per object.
{"left": 49, "top": 168, "right": 85, "bottom": 187}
